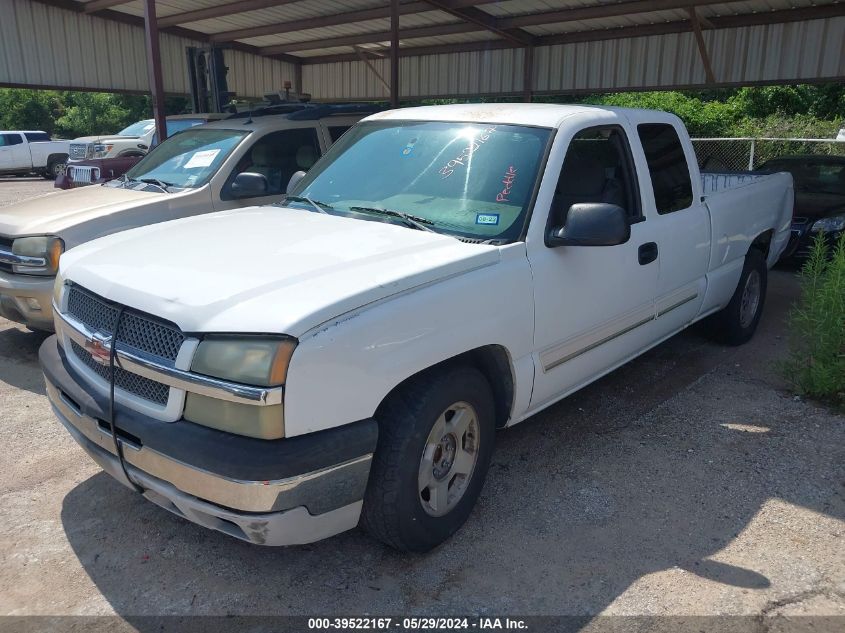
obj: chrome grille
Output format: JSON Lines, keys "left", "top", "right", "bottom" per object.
{"left": 68, "top": 165, "right": 99, "bottom": 183}
{"left": 68, "top": 143, "right": 90, "bottom": 160}
{"left": 66, "top": 285, "right": 184, "bottom": 362}
{"left": 70, "top": 341, "right": 170, "bottom": 406}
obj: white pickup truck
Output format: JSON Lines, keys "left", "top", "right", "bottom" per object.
{"left": 0, "top": 131, "right": 69, "bottom": 179}
{"left": 41, "top": 104, "right": 793, "bottom": 552}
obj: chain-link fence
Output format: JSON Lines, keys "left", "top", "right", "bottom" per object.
{"left": 691, "top": 138, "right": 845, "bottom": 172}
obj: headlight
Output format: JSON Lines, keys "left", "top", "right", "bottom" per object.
{"left": 11, "top": 236, "right": 64, "bottom": 275}
{"left": 93, "top": 144, "right": 114, "bottom": 158}
{"left": 184, "top": 394, "right": 285, "bottom": 439}
{"left": 191, "top": 335, "right": 296, "bottom": 386}
{"left": 812, "top": 214, "right": 845, "bottom": 233}
{"left": 187, "top": 335, "right": 296, "bottom": 439}
{"left": 52, "top": 270, "right": 65, "bottom": 308}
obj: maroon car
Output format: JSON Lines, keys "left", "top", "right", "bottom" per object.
{"left": 55, "top": 155, "right": 143, "bottom": 189}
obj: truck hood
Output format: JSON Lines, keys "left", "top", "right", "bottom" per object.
{"left": 61, "top": 207, "right": 500, "bottom": 336}
{"left": 0, "top": 186, "right": 164, "bottom": 238}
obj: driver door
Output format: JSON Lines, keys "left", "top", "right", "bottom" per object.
{"left": 527, "top": 121, "right": 660, "bottom": 409}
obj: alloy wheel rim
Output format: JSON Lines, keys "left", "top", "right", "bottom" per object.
{"left": 739, "top": 270, "right": 761, "bottom": 328}
{"left": 418, "top": 401, "right": 480, "bottom": 517}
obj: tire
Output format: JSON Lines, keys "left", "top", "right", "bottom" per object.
{"left": 44, "top": 160, "right": 65, "bottom": 180}
{"left": 361, "top": 365, "right": 496, "bottom": 552}
{"left": 707, "top": 248, "right": 767, "bottom": 345}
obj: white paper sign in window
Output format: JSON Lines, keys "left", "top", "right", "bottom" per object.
{"left": 184, "top": 149, "right": 221, "bottom": 169}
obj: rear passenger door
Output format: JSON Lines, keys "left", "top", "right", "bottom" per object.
{"left": 629, "top": 119, "right": 710, "bottom": 337}
{"left": 216, "top": 125, "right": 323, "bottom": 209}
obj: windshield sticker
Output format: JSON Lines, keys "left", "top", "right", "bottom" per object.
{"left": 439, "top": 126, "right": 498, "bottom": 178}
{"left": 402, "top": 138, "right": 418, "bottom": 156}
{"left": 184, "top": 149, "right": 221, "bottom": 168}
{"left": 476, "top": 213, "right": 500, "bottom": 225}
{"left": 496, "top": 165, "right": 517, "bottom": 202}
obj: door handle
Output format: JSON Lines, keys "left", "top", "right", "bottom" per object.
{"left": 638, "top": 242, "right": 658, "bottom": 265}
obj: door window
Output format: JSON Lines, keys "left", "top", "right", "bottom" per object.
{"left": 637, "top": 124, "right": 693, "bottom": 214}
{"left": 224, "top": 127, "right": 321, "bottom": 199}
{"left": 1, "top": 134, "right": 23, "bottom": 146}
{"left": 24, "top": 132, "right": 50, "bottom": 142}
{"left": 550, "top": 126, "right": 641, "bottom": 228}
{"left": 327, "top": 126, "right": 351, "bottom": 144}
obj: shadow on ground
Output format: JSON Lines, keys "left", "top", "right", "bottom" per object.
{"left": 55, "top": 271, "right": 844, "bottom": 621}
{"left": 0, "top": 326, "right": 49, "bottom": 394}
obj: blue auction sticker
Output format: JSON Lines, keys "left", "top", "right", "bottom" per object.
{"left": 475, "top": 213, "right": 500, "bottom": 225}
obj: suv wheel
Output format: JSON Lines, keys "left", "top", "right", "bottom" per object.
{"left": 361, "top": 365, "right": 495, "bottom": 552}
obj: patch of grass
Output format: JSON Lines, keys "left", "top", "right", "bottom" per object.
{"left": 781, "top": 232, "right": 845, "bottom": 409}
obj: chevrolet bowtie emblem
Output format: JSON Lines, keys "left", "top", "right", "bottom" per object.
{"left": 84, "top": 331, "right": 113, "bottom": 365}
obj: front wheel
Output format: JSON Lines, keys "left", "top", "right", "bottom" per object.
{"left": 361, "top": 365, "right": 496, "bottom": 552}
{"left": 707, "top": 248, "right": 767, "bottom": 345}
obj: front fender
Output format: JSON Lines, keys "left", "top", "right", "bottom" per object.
{"left": 283, "top": 245, "right": 535, "bottom": 437}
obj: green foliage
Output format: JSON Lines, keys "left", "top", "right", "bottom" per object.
{"left": 582, "top": 91, "right": 742, "bottom": 136}
{"left": 582, "top": 86, "right": 844, "bottom": 139}
{"left": 0, "top": 89, "right": 63, "bottom": 134}
{"left": 0, "top": 89, "right": 190, "bottom": 138}
{"left": 782, "top": 233, "right": 845, "bottom": 409}
{"left": 55, "top": 92, "right": 133, "bottom": 138}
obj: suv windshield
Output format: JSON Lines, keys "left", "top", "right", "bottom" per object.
{"left": 291, "top": 121, "right": 552, "bottom": 241}
{"left": 123, "top": 128, "right": 248, "bottom": 189}
{"left": 119, "top": 120, "right": 155, "bottom": 136}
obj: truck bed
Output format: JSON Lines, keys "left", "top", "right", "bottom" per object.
{"left": 701, "top": 172, "right": 769, "bottom": 194}
{"left": 701, "top": 170, "right": 794, "bottom": 269}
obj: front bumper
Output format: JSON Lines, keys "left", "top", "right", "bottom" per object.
{"left": 40, "top": 336, "right": 378, "bottom": 546}
{"left": 781, "top": 223, "right": 843, "bottom": 260}
{"left": 0, "top": 270, "right": 54, "bottom": 330}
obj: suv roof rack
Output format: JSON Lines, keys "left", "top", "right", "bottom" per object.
{"left": 225, "top": 102, "right": 383, "bottom": 121}
{"left": 286, "top": 103, "right": 383, "bottom": 120}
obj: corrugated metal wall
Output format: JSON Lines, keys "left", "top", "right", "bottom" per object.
{"left": 0, "top": 0, "right": 297, "bottom": 97}
{"left": 305, "top": 16, "right": 845, "bottom": 100}
{"left": 2, "top": 1, "right": 842, "bottom": 100}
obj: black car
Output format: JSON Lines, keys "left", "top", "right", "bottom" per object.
{"left": 757, "top": 155, "right": 845, "bottom": 259}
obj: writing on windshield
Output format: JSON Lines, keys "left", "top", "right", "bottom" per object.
{"left": 293, "top": 120, "right": 552, "bottom": 241}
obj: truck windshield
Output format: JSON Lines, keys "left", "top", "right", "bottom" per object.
{"left": 124, "top": 128, "right": 248, "bottom": 189}
{"left": 119, "top": 120, "right": 155, "bottom": 136}
{"left": 291, "top": 120, "right": 552, "bottom": 241}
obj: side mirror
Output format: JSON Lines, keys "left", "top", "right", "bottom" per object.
{"left": 286, "top": 170, "right": 306, "bottom": 195}
{"left": 546, "top": 203, "right": 630, "bottom": 247}
{"left": 230, "top": 172, "right": 268, "bottom": 198}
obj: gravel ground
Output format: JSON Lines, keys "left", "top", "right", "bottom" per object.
{"left": 0, "top": 177, "right": 57, "bottom": 207}
{"left": 0, "top": 184, "right": 842, "bottom": 631}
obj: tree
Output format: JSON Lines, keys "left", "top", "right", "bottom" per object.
{"left": 54, "top": 92, "right": 135, "bottom": 138}
{"left": 0, "top": 89, "right": 62, "bottom": 134}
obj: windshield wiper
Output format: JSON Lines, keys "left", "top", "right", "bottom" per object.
{"left": 138, "top": 177, "right": 176, "bottom": 192}
{"left": 284, "top": 194, "right": 333, "bottom": 214}
{"left": 349, "top": 206, "right": 437, "bottom": 233}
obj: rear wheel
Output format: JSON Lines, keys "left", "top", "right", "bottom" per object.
{"left": 44, "top": 159, "right": 65, "bottom": 180}
{"left": 707, "top": 248, "right": 767, "bottom": 345}
{"left": 361, "top": 365, "right": 495, "bottom": 552}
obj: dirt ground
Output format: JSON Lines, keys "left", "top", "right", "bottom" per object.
{"left": 0, "top": 181, "right": 842, "bottom": 631}
{"left": 0, "top": 177, "right": 56, "bottom": 207}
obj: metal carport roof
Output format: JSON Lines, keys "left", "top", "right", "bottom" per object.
{"left": 2, "top": 0, "right": 844, "bottom": 102}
